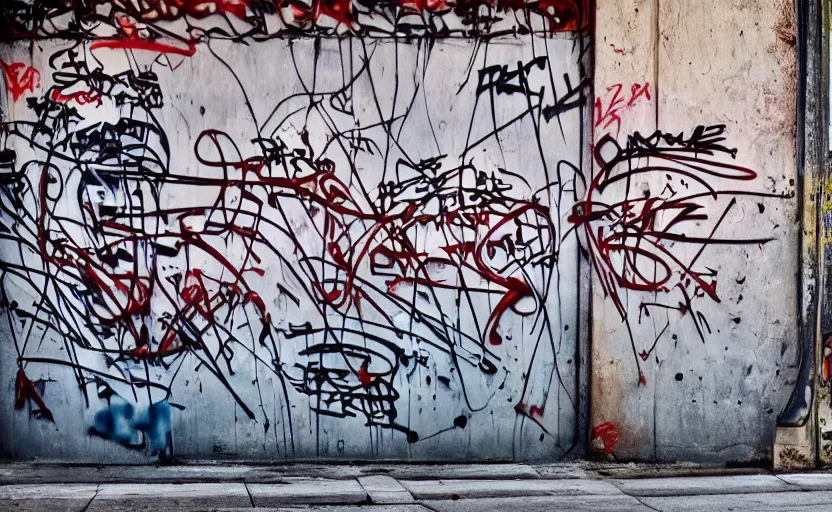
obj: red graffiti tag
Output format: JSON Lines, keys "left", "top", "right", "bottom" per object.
{"left": 112, "top": 0, "right": 248, "bottom": 21}
{"left": 594, "top": 83, "right": 651, "bottom": 138}
{"left": 0, "top": 61, "right": 40, "bottom": 102}
{"left": 398, "top": 0, "right": 451, "bottom": 12}
{"left": 292, "top": 0, "right": 357, "bottom": 28}
{"left": 823, "top": 335, "right": 832, "bottom": 382}
{"left": 14, "top": 368, "right": 54, "bottom": 423}
{"left": 358, "top": 362, "right": 377, "bottom": 388}
{"left": 591, "top": 422, "right": 620, "bottom": 455}
{"left": 50, "top": 88, "right": 102, "bottom": 106}
{"left": 90, "top": 38, "right": 197, "bottom": 57}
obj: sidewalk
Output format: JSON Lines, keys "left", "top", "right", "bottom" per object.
{"left": 2, "top": 462, "right": 832, "bottom": 511}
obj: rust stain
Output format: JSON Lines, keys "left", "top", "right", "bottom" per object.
{"left": 778, "top": 446, "right": 813, "bottom": 469}
{"left": 769, "top": 0, "right": 798, "bottom": 144}
{"left": 773, "top": 0, "right": 797, "bottom": 48}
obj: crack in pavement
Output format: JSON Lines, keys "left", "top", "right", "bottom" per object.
{"left": 244, "top": 482, "right": 256, "bottom": 507}
{"left": 78, "top": 484, "right": 100, "bottom": 512}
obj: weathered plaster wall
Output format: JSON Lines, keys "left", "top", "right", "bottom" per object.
{"left": 591, "top": 0, "right": 800, "bottom": 462}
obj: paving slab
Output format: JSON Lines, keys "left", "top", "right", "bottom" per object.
{"left": 0, "top": 483, "right": 99, "bottom": 500}
{"left": 247, "top": 479, "right": 367, "bottom": 506}
{"left": 641, "top": 490, "right": 832, "bottom": 511}
{"left": 585, "top": 462, "right": 764, "bottom": 479}
{"left": 0, "top": 463, "right": 541, "bottom": 484}
{"left": 0, "top": 500, "right": 94, "bottom": 512}
{"left": 421, "top": 495, "right": 654, "bottom": 512}
{"left": 207, "top": 507, "right": 430, "bottom": 512}
{"left": 357, "top": 475, "right": 414, "bottom": 503}
{"left": 0, "top": 484, "right": 98, "bottom": 512}
{"left": 0, "top": 464, "right": 256, "bottom": 484}
{"left": 612, "top": 474, "right": 792, "bottom": 497}
{"left": 86, "top": 483, "right": 251, "bottom": 511}
{"left": 401, "top": 478, "right": 623, "bottom": 499}
{"left": 532, "top": 463, "right": 591, "bottom": 479}
{"left": 88, "top": 506, "right": 242, "bottom": 512}
{"left": 777, "top": 472, "right": 832, "bottom": 490}
{"left": 379, "top": 464, "right": 540, "bottom": 480}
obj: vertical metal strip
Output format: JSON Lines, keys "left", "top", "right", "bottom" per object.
{"left": 774, "top": 0, "right": 823, "bottom": 470}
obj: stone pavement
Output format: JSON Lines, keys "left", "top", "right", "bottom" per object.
{"left": 2, "top": 462, "right": 832, "bottom": 511}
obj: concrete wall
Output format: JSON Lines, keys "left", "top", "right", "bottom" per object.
{"left": 0, "top": 0, "right": 803, "bottom": 464}
{"left": 590, "top": 0, "right": 800, "bottom": 462}
{"left": 0, "top": 2, "right": 591, "bottom": 462}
